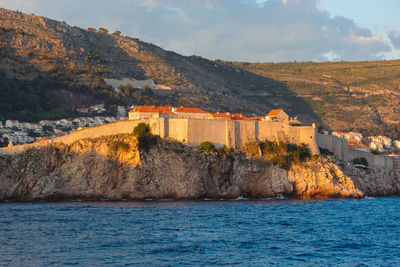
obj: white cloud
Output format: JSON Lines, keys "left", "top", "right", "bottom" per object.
{"left": 389, "top": 30, "right": 400, "bottom": 49}
{"left": 0, "top": 0, "right": 393, "bottom": 62}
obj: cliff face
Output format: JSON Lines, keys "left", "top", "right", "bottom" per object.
{"left": 4, "top": 134, "right": 397, "bottom": 201}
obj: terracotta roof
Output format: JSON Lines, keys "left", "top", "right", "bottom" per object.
{"left": 348, "top": 140, "right": 369, "bottom": 149}
{"left": 266, "top": 109, "right": 284, "bottom": 117}
{"left": 129, "top": 106, "right": 175, "bottom": 115}
{"left": 130, "top": 106, "right": 160, "bottom": 113}
{"left": 211, "top": 112, "right": 249, "bottom": 120}
{"left": 157, "top": 106, "right": 175, "bottom": 115}
{"left": 173, "top": 107, "right": 207, "bottom": 113}
{"left": 211, "top": 112, "right": 231, "bottom": 118}
{"left": 249, "top": 117, "right": 264, "bottom": 121}
{"left": 231, "top": 114, "right": 249, "bottom": 120}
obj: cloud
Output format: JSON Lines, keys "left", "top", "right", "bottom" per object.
{"left": 389, "top": 30, "right": 400, "bottom": 49}
{"left": 0, "top": 0, "right": 393, "bottom": 62}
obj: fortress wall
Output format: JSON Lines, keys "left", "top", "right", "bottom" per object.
{"left": 258, "top": 121, "right": 319, "bottom": 155}
{"left": 168, "top": 119, "right": 188, "bottom": 143}
{"left": 148, "top": 118, "right": 165, "bottom": 137}
{"left": 317, "top": 133, "right": 346, "bottom": 160}
{"left": 186, "top": 119, "right": 226, "bottom": 147}
{"left": 258, "top": 121, "right": 288, "bottom": 142}
{"left": 235, "top": 120, "right": 257, "bottom": 148}
{"left": 225, "top": 120, "right": 236, "bottom": 148}
{"left": 317, "top": 133, "right": 394, "bottom": 170}
{"left": 297, "top": 126, "right": 320, "bottom": 155}
{"left": 345, "top": 148, "right": 393, "bottom": 169}
{"left": 51, "top": 120, "right": 145, "bottom": 145}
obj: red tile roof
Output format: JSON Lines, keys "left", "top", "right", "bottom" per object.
{"left": 173, "top": 107, "right": 207, "bottom": 113}
{"left": 211, "top": 112, "right": 249, "bottom": 120}
{"left": 129, "top": 106, "right": 176, "bottom": 115}
{"left": 157, "top": 106, "right": 175, "bottom": 115}
{"left": 266, "top": 109, "right": 284, "bottom": 117}
{"left": 348, "top": 140, "right": 369, "bottom": 149}
{"left": 249, "top": 117, "right": 264, "bottom": 121}
{"left": 130, "top": 106, "right": 160, "bottom": 113}
{"left": 212, "top": 112, "right": 231, "bottom": 118}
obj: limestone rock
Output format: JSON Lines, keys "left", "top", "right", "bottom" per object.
{"left": 0, "top": 134, "right": 398, "bottom": 201}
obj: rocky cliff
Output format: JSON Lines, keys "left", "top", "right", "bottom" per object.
{"left": 2, "top": 134, "right": 398, "bottom": 201}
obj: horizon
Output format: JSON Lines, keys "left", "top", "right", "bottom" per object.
{"left": 0, "top": 0, "right": 399, "bottom": 63}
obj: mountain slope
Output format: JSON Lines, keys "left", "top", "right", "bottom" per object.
{"left": 0, "top": 8, "right": 315, "bottom": 123}
{"left": 0, "top": 8, "right": 400, "bottom": 138}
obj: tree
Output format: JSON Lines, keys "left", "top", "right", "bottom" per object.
{"left": 87, "top": 27, "right": 97, "bottom": 33}
{"left": 133, "top": 123, "right": 150, "bottom": 138}
{"left": 198, "top": 141, "right": 216, "bottom": 153}
{"left": 98, "top": 28, "right": 109, "bottom": 34}
{"left": 112, "top": 30, "right": 121, "bottom": 36}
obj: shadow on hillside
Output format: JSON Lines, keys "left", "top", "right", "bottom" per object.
{"left": 183, "top": 56, "right": 323, "bottom": 125}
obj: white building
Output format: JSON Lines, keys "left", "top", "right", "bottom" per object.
{"left": 5, "top": 120, "right": 22, "bottom": 129}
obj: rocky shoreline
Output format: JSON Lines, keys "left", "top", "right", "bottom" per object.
{"left": 1, "top": 134, "right": 399, "bottom": 202}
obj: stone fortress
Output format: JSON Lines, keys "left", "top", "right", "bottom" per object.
{"left": 0, "top": 106, "right": 320, "bottom": 156}
{"left": 127, "top": 106, "right": 320, "bottom": 155}
{"left": 2, "top": 105, "right": 399, "bottom": 170}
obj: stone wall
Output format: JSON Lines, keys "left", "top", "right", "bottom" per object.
{"left": 1, "top": 118, "right": 320, "bottom": 156}
{"left": 187, "top": 119, "right": 227, "bottom": 147}
{"left": 317, "top": 133, "right": 395, "bottom": 170}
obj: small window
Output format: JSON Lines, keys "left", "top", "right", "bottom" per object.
{"left": 310, "top": 136, "right": 313, "bottom": 139}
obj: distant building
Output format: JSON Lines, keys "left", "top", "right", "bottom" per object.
{"left": 171, "top": 107, "right": 208, "bottom": 119}
{"left": 117, "top": 106, "right": 127, "bottom": 117}
{"left": 265, "top": 109, "right": 289, "bottom": 121}
{"left": 208, "top": 112, "right": 249, "bottom": 121}
{"left": 5, "top": 120, "right": 24, "bottom": 129}
{"left": 129, "top": 106, "right": 176, "bottom": 120}
{"left": 348, "top": 140, "right": 370, "bottom": 152}
{"left": 332, "top": 132, "right": 363, "bottom": 142}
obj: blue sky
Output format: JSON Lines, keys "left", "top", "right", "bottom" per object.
{"left": 0, "top": 0, "right": 399, "bottom": 62}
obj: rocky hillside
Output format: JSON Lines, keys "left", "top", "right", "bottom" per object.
{"left": 0, "top": 8, "right": 311, "bottom": 122}
{"left": 1, "top": 133, "right": 399, "bottom": 201}
{"left": 1, "top": 8, "right": 400, "bottom": 136}
{"left": 225, "top": 60, "right": 400, "bottom": 137}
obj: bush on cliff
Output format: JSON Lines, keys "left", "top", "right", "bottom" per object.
{"left": 198, "top": 141, "right": 216, "bottom": 153}
{"left": 242, "top": 140, "right": 311, "bottom": 169}
{"left": 133, "top": 123, "right": 159, "bottom": 152}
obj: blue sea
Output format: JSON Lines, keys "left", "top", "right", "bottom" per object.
{"left": 1, "top": 197, "right": 400, "bottom": 266}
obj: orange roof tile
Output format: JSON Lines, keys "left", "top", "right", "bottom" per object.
{"left": 173, "top": 107, "right": 207, "bottom": 113}
{"left": 348, "top": 140, "right": 369, "bottom": 149}
{"left": 266, "top": 109, "right": 284, "bottom": 117}
{"left": 130, "top": 106, "right": 160, "bottom": 113}
{"left": 157, "top": 106, "right": 175, "bottom": 115}
{"left": 211, "top": 112, "right": 249, "bottom": 120}
{"left": 212, "top": 112, "right": 232, "bottom": 118}
{"left": 249, "top": 117, "right": 264, "bottom": 121}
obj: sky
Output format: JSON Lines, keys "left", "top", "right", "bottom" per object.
{"left": 0, "top": 0, "right": 399, "bottom": 62}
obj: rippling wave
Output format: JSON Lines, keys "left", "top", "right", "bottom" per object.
{"left": 1, "top": 197, "right": 400, "bottom": 266}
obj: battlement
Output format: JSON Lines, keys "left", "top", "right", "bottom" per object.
{"left": 0, "top": 118, "right": 320, "bottom": 156}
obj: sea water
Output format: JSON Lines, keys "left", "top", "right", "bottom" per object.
{"left": 1, "top": 197, "right": 399, "bottom": 266}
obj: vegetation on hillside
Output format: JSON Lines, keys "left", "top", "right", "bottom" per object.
{"left": 1, "top": 8, "right": 400, "bottom": 139}
{"left": 223, "top": 60, "right": 400, "bottom": 138}
{"left": 241, "top": 140, "right": 311, "bottom": 169}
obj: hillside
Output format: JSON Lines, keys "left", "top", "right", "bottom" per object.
{"left": 0, "top": 8, "right": 311, "bottom": 122}
{"left": 224, "top": 61, "right": 400, "bottom": 138}
{"left": 0, "top": 8, "right": 400, "bottom": 137}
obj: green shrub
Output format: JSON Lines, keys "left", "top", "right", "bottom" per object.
{"left": 112, "top": 141, "right": 130, "bottom": 152}
{"left": 260, "top": 140, "right": 311, "bottom": 168}
{"left": 133, "top": 123, "right": 150, "bottom": 137}
{"left": 241, "top": 141, "right": 261, "bottom": 158}
{"left": 198, "top": 141, "right": 216, "bottom": 153}
{"left": 132, "top": 123, "right": 158, "bottom": 152}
